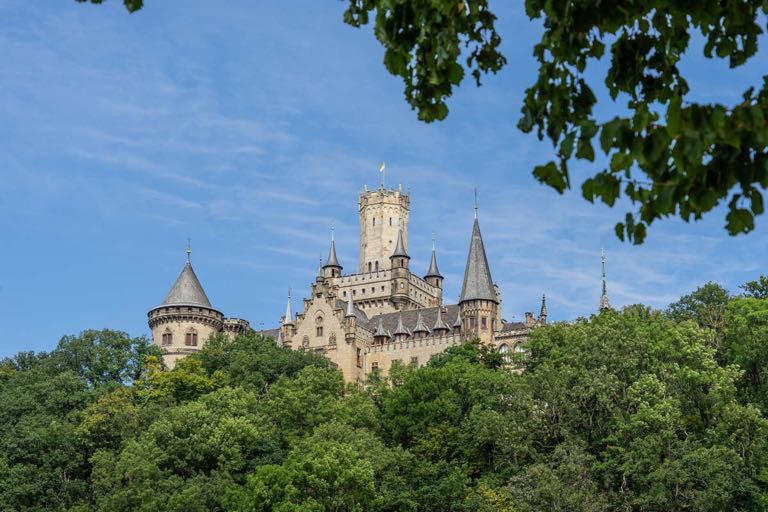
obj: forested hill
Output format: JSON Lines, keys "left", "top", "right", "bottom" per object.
{"left": 2, "top": 279, "right": 768, "bottom": 511}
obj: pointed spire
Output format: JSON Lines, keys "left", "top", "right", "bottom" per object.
{"left": 160, "top": 246, "right": 213, "bottom": 308}
{"left": 276, "top": 328, "right": 284, "bottom": 347}
{"left": 284, "top": 288, "right": 294, "bottom": 325}
{"left": 345, "top": 292, "right": 355, "bottom": 317}
{"left": 453, "top": 310, "right": 462, "bottom": 330}
{"left": 600, "top": 248, "right": 611, "bottom": 311}
{"left": 373, "top": 316, "right": 389, "bottom": 338}
{"left": 433, "top": 307, "right": 450, "bottom": 332}
{"left": 413, "top": 311, "right": 430, "bottom": 335}
{"left": 460, "top": 214, "right": 498, "bottom": 303}
{"left": 425, "top": 234, "right": 442, "bottom": 278}
{"left": 540, "top": 293, "right": 548, "bottom": 323}
{"left": 391, "top": 225, "right": 410, "bottom": 259}
{"left": 324, "top": 227, "right": 342, "bottom": 269}
{"left": 393, "top": 312, "right": 410, "bottom": 336}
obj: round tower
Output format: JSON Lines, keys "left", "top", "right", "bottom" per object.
{"left": 424, "top": 237, "right": 444, "bottom": 303}
{"left": 358, "top": 186, "right": 410, "bottom": 273}
{"left": 458, "top": 213, "right": 500, "bottom": 344}
{"left": 148, "top": 246, "right": 223, "bottom": 369}
{"left": 389, "top": 228, "right": 410, "bottom": 310}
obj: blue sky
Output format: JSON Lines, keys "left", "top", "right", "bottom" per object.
{"left": 1, "top": 1, "right": 766, "bottom": 356}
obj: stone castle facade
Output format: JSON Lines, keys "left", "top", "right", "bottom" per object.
{"left": 148, "top": 185, "right": 547, "bottom": 379}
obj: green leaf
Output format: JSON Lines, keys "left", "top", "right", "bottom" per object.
{"left": 532, "top": 161, "right": 568, "bottom": 193}
{"left": 667, "top": 96, "right": 682, "bottom": 137}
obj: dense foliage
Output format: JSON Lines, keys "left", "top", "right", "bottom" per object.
{"left": 3, "top": 280, "right": 768, "bottom": 510}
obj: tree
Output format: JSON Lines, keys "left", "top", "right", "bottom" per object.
{"left": 741, "top": 275, "right": 768, "bottom": 299}
{"left": 666, "top": 282, "right": 730, "bottom": 343}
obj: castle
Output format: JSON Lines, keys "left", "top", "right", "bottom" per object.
{"left": 148, "top": 184, "right": 549, "bottom": 380}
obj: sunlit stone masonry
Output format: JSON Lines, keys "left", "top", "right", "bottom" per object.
{"left": 149, "top": 184, "right": 547, "bottom": 378}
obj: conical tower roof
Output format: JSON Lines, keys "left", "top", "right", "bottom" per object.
{"left": 459, "top": 217, "right": 497, "bottom": 303}
{"left": 393, "top": 312, "right": 410, "bottom": 336}
{"left": 424, "top": 247, "right": 442, "bottom": 278}
{"left": 413, "top": 311, "right": 430, "bottom": 334}
{"left": 373, "top": 316, "right": 389, "bottom": 338}
{"left": 324, "top": 238, "right": 342, "bottom": 268}
{"left": 453, "top": 310, "right": 462, "bottom": 329}
{"left": 283, "top": 289, "right": 294, "bottom": 325}
{"left": 161, "top": 261, "right": 213, "bottom": 308}
{"left": 390, "top": 228, "right": 410, "bottom": 259}
{"left": 433, "top": 307, "right": 450, "bottom": 332}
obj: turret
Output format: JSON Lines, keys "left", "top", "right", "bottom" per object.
{"left": 452, "top": 310, "right": 462, "bottom": 334}
{"left": 373, "top": 316, "right": 389, "bottom": 345}
{"left": 599, "top": 248, "right": 611, "bottom": 311}
{"left": 281, "top": 289, "right": 295, "bottom": 346}
{"left": 389, "top": 227, "right": 411, "bottom": 310}
{"left": 393, "top": 312, "right": 411, "bottom": 342}
{"left": 424, "top": 236, "right": 444, "bottom": 292}
{"left": 323, "top": 229, "right": 342, "bottom": 279}
{"left": 432, "top": 307, "right": 450, "bottom": 336}
{"left": 412, "top": 311, "right": 430, "bottom": 340}
{"left": 344, "top": 293, "right": 357, "bottom": 344}
{"left": 458, "top": 204, "right": 500, "bottom": 344}
{"left": 147, "top": 243, "right": 223, "bottom": 369}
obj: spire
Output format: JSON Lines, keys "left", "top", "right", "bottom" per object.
{"left": 424, "top": 234, "right": 442, "bottom": 278}
{"left": 600, "top": 248, "right": 611, "bottom": 311}
{"left": 276, "top": 328, "right": 284, "bottom": 347}
{"left": 393, "top": 312, "right": 410, "bottom": 336}
{"left": 284, "top": 288, "right": 294, "bottom": 325}
{"left": 540, "top": 293, "right": 548, "bottom": 321}
{"left": 373, "top": 316, "right": 389, "bottom": 338}
{"left": 453, "top": 310, "right": 462, "bottom": 329}
{"left": 160, "top": 247, "right": 213, "bottom": 308}
{"left": 324, "top": 227, "right": 342, "bottom": 269}
{"left": 391, "top": 225, "right": 409, "bottom": 259}
{"left": 459, "top": 214, "right": 498, "bottom": 303}
{"left": 433, "top": 307, "right": 450, "bottom": 332}
{"left": 345, "top": 292, "right": 355, "bottom": 317}
{"left": 413, "top": 311, "right": 430, "bottom": 335}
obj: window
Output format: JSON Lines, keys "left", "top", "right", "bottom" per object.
{"left": 356, "top": 348, "right": 362, "bottom": 367}
{"left": 375, "top": 261, "right": 379, "bottom": 271}
{"left": 372, "top": 361, "right": 379, "bottom": 372}
{"left": 481, "top": 317, "right": 487, "bottom": 330}
{"left": 161, "top": 329, "right": 173, "bottom": 346}
{"left": 389, "top": 217, "right": 392, "bottom": 226}
{"left": 410, "top": 356, "right": 418, "bottom": 367}
{"left": 381, "top": 286, "right": 385, "bottom": 291}
{"left": 499, "top": 344, "right": 511, "bottom": 364}
{"left": 368, "top": 262, "right": 372, "bottom": 272}
{"left": 185, "top": 330, "right": 198, "bottom": 347}
{"left": 373, "top": 218, "right": 376, "bottom": 226}
{"left": 469, "top": 317, "right": 476, "bottom": 329}
{"left": 316, "top": 326, "right": 323, "bottom": 337}
{"left": 343, "top": 291, "right": 347, "bottom": 297}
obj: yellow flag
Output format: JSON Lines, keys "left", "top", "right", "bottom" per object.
{"left": 379, "top": 162, "right": 386, "bottom": 173}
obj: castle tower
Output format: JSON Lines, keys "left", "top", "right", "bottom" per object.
{"left": 540, "top": 293, "right": 548, "bottom": 324}
{"left": 459, "top": 210, "right": 500, "bottom": 344}
{"left": 389, "top": 227, "right": 411, "bottom": 310}
{"left": 147, "top": 245, "right": 223, "bottom": 369}
{"left": 281, "top": 289, "right": 295, "bottom": 346}
{"left": 323, "top": 230, "right": 343, "bottom": 279}
{"left": 358, "top": 186, "right": 410, "bottom": 273}
{"left": 424, "top": 236, "right": 444, "bottom": 299}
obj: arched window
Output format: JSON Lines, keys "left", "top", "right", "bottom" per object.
{"left": 372, "top": 218, "right": 376, "bottom": 226}
{"left": 498, "top": 344, "right": 511, "bottom": 364}
{"left": 162, "top": 329, "right": 173, "bottom": 346}
{"left": 368, "top": 262, "right": 372, "bottom": 272}
{"left": 389, "top": 217, "right": 392, "bottom": 226}
{"left": 185, "top": 328, "right": 198, "bottom": 347}
{"left": 375, "top": 261, "right": 379, "bottom": 272}
{"left": 315, "top": 316, "right": 324, "bottom": 337}
{"left": 514, "top": 344, "right": 526, "bottom": 354}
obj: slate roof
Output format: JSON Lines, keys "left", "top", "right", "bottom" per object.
{"left": 459, "top": 217, "right": 498, "bottom": 303}
{"left": 159, "top": 262, "right": 214, "bottom": 308}
{"left": 364, "top": 304, "right": 460, "bottom": 337}
{"left": 391, "top": 229, "right": 409, "bottom": 258}
{"left": 424, "top": 248, "right": 442, "bottom": 278}
{"left": 499, "top": 321, "right": 527, "bottom": 333}
{"left": 325, "top": 239, "right": 341, "bottom": 268}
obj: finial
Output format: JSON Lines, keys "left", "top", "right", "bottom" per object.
{"left": 186, "top": 237, "right": 192, "bottom": 263}
{"left": 473, "top": 188, "right": 478, "bottom": 219}
{"left": 432, "top": 231, "right": 436, "bottom": 251}
{"left": 331, "top": 223, "right": 335, "bottom": 242}
{"left": 379, "top": 162, "right": 386, "bottom": 188}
